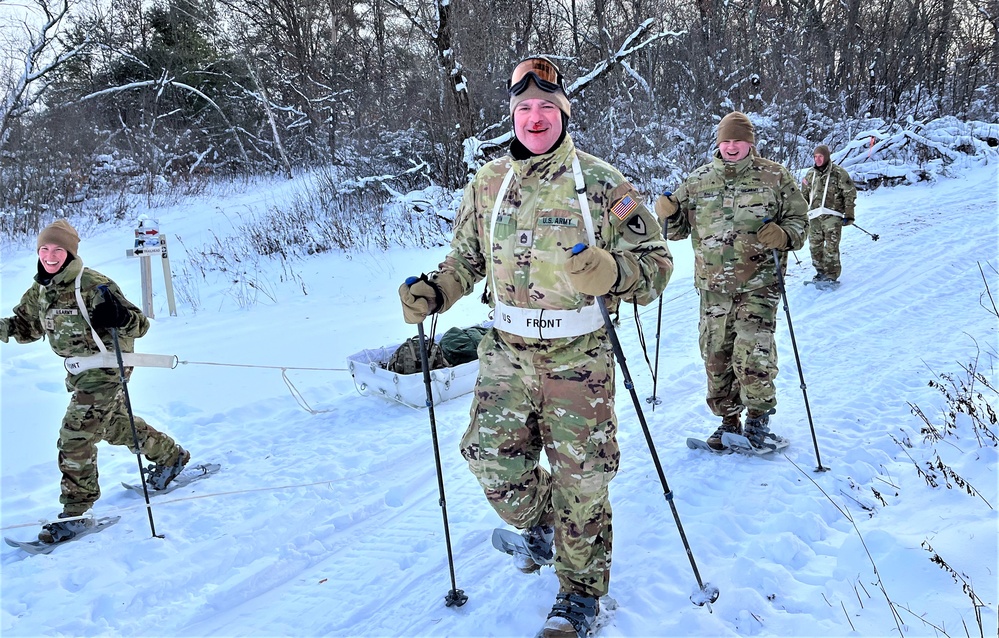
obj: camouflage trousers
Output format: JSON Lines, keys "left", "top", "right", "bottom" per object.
{"left": 58, "top": 375, "right": 180, "bottom": 515}
{"left": 808, "top": 215, "right": 844, "bottom": 280}
{"left": 697, "top": 286, "right": 780, "bottom": 419}
{"left": 460, "top": 329, "right": 619, "bottom": 598}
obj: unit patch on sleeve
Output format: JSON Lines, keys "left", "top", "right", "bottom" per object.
{"left": 625, "top": 214, "right": 647, "bottom": 236}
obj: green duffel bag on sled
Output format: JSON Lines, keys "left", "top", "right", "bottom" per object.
{"left": 386, "top": 325, "right": 489, "bottom": 374}
{"left": 439, "top": 325, "right": 489, "bottom": 365}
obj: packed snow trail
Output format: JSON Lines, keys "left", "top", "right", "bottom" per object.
{"left": 1, "top": 163, "right": 995, "bottom": 637}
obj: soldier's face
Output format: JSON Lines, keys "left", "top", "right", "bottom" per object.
{"left": 38, "top": 244, "right": 68, "bottom": 274}
{"left": 814, "top": 152, "right": 826, "bottom": 167}
{"left": 513, "top": 98, "right": 563, "bottom": 155}
{"left": 718, "top": 140, "right": 752, "bottom": 162}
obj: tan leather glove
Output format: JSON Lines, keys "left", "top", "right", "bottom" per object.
{"left": 757, "top": 222, "right": 789, "bottom": 250}
{"left": 654, "top": 192, "right": 679, "bottom": 222}
{"left": 399, "top": 276, "right": 442, "bottom": 324}
{"left": 566, "top": 244, "right": 618, "bottom": 297}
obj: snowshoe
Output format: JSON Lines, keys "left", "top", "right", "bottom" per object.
{"left": 815, "top": 279, "right": 841, "bottom": 291}
{"left": 722, "top": 409, "right": 788, "bottom": 454}
{"left": 7, "top": 516, "right": 120, "bottom": 555}
{"left": 123, "top": 462, "right": 220, "bottom": 495}
{"left": 805, "top": 274, "right": 840, "bottom": 291}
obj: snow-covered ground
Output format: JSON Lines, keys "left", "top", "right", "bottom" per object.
{"left": 1, "top": 158, "right": 997, "bottom": 637}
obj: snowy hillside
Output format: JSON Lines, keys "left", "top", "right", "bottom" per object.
{"left": 1, "top": 159, "right": 997, "bottom": 637}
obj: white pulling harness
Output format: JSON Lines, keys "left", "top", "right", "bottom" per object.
{"left": 61, "top": 268, "right": 178, "bottom": 374}
{"left": 807, "top": 170, "right": 844, "bottom": 220}
{"left": 488, "top": 153, "right": 603, "bottom": 340}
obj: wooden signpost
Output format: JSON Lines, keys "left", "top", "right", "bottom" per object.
{"left": 125, "top": 216, "right": 177, "bottom": 318}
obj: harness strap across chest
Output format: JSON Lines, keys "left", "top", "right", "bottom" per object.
{"left": 70, "top": 268, "right": 108, "bottom": 354}
{"left": 808, "top": 170, "right": 842, "bottom": 219}
{"left": 61, "top": 270, "right": 178, "bottom": 373}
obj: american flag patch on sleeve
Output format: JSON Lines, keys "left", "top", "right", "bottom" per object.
{"left": 610, "top": 194, "right": 639, "bottom": 220}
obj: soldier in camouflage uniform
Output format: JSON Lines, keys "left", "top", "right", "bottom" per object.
{"left": 802, "top": 144, "right": 857, "bottom": 285}
{"left": 0, "top": 220, "right": 190, "bottom": 543}
{"left": 399, "top": 57, "right": 672, "bottom": 638}
{"left": 656, "top": 112, "right": 807, "bottom": 451}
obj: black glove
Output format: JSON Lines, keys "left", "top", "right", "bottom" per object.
{"left": 91, "top": 294, "right": 131, "bottom": 329}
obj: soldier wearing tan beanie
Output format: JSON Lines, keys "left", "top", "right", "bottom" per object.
{"left": 802, "top": 143, "right": 857, "bottom": 285}
{"left": 3, "top": 218, "right": 191, "bottom": 544}
{"left": 660, "top": 110, "right": 808, "bottom": 454}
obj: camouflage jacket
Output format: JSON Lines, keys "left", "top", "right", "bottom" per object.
{"left": 0, "top": 257, "right": 148, "bottom": 391}
{"left": 802, "top": 162, "right": 857, "bottom": 220}
{"left": 666, "top": 150, "right": 808, "bottom": 294}
{"left": 435, "top": 134, "right": 672, "bottom": 318}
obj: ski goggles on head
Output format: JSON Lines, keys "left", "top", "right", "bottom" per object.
{"left": 507, "top": 57, "right": 566, "bottom": 96}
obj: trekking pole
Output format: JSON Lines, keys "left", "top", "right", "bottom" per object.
{"left": 594, "top": 294, "right": 718, "bottom": 607}
{"left": 645, "top": 295, "right": 663, "bottom": 410}
{"left": 769, "top": 252, "right": 829, "bottom": 473}
{"left": 97, "top": 285, "right": 161, "bottom": 538}
{"left": 851, "top": 223, "right": 880, "bottom": 241}
{"left": 415, "top": 320, "right": 468, "bottom": 608}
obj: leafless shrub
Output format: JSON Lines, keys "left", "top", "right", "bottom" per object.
{"left": 911, "top": 353, "right": 998, "bottom": 448}
{"left": 921, "top": 541, "right": 988, "bottom": 638}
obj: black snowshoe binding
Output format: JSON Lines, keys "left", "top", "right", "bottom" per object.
{"left": 38, "top": 514, "right": 95, "bottom": 543}
{"left": 542, "top": 592, "right": 600, "bottom": 638}
{"left": 743, "top": 409, "right": 780, "bottom": 451}
{"left": 146, "top": 446, "right": 191, "bottom": 490}
{"left": 516, "top": 524, "right": 555, "bottom": 573}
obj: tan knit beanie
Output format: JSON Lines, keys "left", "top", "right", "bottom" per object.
{"left": 509, "top": 81, "right": 571, "bottom": 119}
{"left": 814, "top": 144, "right": 831, "bottom": 165}
{"left": 716, "top": 111, "right": 755, "bottom": 146}
{"left": 509, "top": 57, "right": 571, "bottom": 119}
{"left": 37, "top": 219, "right": 80, "bottom": 256}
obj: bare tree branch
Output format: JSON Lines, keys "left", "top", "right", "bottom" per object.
{"left": 1, "top": 0, "right": 90, "bottom": 149}
{"left": 72, "top": 76, "right": 250, "bottom": 163}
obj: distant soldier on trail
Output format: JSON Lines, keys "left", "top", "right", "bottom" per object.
{"left": 802, "top": 144, "right": 858, "bottom": 287}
